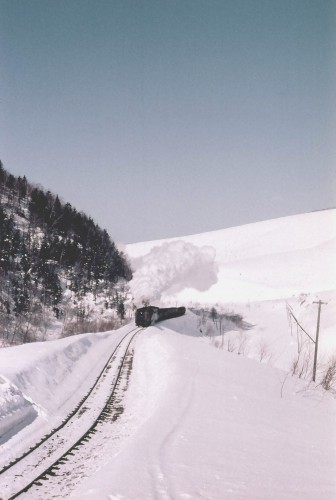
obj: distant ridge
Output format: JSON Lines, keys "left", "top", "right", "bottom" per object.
{"left": 312, "top": 206, "right": 336, "bottom": 212}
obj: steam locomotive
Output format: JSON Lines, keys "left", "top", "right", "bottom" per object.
{"left": 135, "top": 306, "right": 186, "bottom": 327}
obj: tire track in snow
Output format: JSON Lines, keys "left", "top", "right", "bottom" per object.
{"left": 152, "top": 360, "right": 199, "bottom": 500}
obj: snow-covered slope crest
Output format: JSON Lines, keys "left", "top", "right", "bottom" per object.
{"left": 126, "top": 209, "right": 336, "bottom": 304}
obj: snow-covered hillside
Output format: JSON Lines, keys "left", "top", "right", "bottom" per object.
{"left": 126, "top": 209, "right": 336, "bottom": 304}
{"left": 126, "top": 209, "right": 336, "bottom": 368}
{"left": 1, "top": 210, "right": 335, "bottom": 499}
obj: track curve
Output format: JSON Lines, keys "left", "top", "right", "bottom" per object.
{"left": 0, "top": 326, "right": 143, "bottom": 499}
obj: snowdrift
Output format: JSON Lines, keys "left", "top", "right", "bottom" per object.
{"left": 0, "top": 327, "right": 129, "bottom": 448}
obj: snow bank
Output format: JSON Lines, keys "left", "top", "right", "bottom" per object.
{"left": 0, "top": 376, "right": 37, "bottom": 443}
{"left": 0, "top": 326, "right": 129, "bottom": 449}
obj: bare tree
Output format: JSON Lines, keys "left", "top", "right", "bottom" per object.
{"left": 258, "top": 339, "right": 272, "bottom": 363}
{"left": 227, "top": 338, "right": 236, "bottom": 353}
{"left": 237, "top": 330, "right": 249, "bottom": 356}
{"left": 290, "top": 331, "right": 313, "bottom": 379}
{"left": 320, "top": 355, "right": 336, "bottom": 392}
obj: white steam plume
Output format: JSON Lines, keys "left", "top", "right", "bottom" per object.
{"left": 129, "top": 240, "right": 218, "bottom": 305}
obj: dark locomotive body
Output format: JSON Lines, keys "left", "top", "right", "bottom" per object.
{"left": 135, "top": 306, "right": 186, "bottom": 327}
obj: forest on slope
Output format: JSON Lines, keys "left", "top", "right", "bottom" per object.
{"left": 0, "top": 161, "right": 132, "bottom": 346}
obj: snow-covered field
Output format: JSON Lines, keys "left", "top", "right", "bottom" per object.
{"left": 0, "top": 209, "right": 335, "bottom": 499}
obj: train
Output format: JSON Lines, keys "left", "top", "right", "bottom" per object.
{"left": 135, "top": 306, "right": 186, "bottom": 327}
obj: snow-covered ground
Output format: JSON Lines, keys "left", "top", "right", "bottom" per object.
{"left": 1, "top": 314, "right": 335, "bottom": 499}
{"left": 70, "top": 315, "right": 336, "bottom": 500}
{"left": 0, "top": 209, "right": 335, "bottom": 499}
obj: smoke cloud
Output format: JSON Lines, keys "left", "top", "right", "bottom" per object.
{"left": 129, "top": 240, "right": 218, "bottom": 305}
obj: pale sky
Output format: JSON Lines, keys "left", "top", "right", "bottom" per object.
{"left": 1, "top": 0, "right": 335, "bottom": 243}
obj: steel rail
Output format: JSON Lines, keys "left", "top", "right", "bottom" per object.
{"left": 8, "top": 327, "right": 142, "bottom": 499}
{"left": 0, "top": 326, "right": 140, "bottom": 476}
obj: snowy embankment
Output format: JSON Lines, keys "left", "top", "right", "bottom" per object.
{"left": 0, "top": 326, "right": 131, "bottom": 450}
{"left": 69, "top": 313, "right": 336, "bottom": 500}
{"left": 0, "top": 377, "right": 37, "bottom": 442}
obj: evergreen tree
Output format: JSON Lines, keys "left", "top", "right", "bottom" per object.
{"left": 0, "top": 162, "right": 133, "bottom": 343}
{"left": 0, "top": 206, "right": 14, "bottom": 272}
{"left": 117, "top": 301, "right": 126, "bottom": 320}
{"left": 0, "top": 160, "right": 5, "bottom": 185}
{"left": 6, "top": 174, "right": 15, "bottom": 191}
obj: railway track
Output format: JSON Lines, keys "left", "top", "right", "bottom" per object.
{"left": 0, "top": 326, "right": 143, "bottom": 499}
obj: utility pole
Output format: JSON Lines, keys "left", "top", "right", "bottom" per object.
{"left": 312, "top": 300, "right": 327, "bottom": 382}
